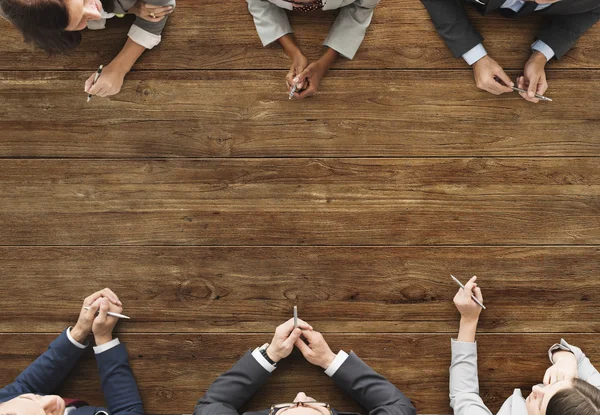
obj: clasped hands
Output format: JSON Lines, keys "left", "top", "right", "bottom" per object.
{"left": 472, "top": 51, "right": 549, "bottom": 103}
{"left": 286, "top": 48, "right": 336, "bottom": 100}
{"left": 70, "top": 288, "right": 124, "bottom": 346}
{"left": 266, "top": 318, "right": 337, "bottom": 369}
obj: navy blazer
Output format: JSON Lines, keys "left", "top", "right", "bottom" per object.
{"left": 0, "top": 330, "right": 144, "bottom": 415}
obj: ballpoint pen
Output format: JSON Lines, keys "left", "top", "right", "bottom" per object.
{"left": 87, "top": 64, "right": 104, "bottom": 102}
{"left": 450, "top": 275, "right": 486, "bottom": 309}
{"left": 84, "top": 306, "right": 130, "bottom": 319}
{"left": 511, "top": 86, "right": 553, "bottom": 102}
{"left": 289, "top": 84, "right": 297, "bottom": 100}
{"left": 293, "top": 305, "right": 298, "bottom": 328}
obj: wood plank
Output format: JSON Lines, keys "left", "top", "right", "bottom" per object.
{"left": 1, "top": 1, "right": 599, "bottom": 70}
{"left": 1, "top": 334, "right": 599, "bottom": 414}
{"left": 1, "top": 70, "right": 599, "bottom": 158}
{"left": 0, "top": 247, "right": 599, "bottom": 333}
{"left": 0, "top": 158, "right": 598, "bottom": 245}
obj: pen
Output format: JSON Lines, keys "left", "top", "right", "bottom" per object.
{"left": 87, "top": 64, "right": 104, "bottom": 103}
{"left": 289, "top": 84, "right": 297, "bottom": 100}
{"left": 450, "top": 275, "right": 486, "bottom": 310}
{"left": 511, "top": 86, "right": 552, "bottom": 102}
{"left": 84, "top": 306, "right": 130, "bottom": 320}
{"left": 293, "top": 305, "right": 298, "bottom": 328}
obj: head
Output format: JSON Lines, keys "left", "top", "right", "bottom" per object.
{"left": 270, "top": 392, "right": 331, "bottom": 415}
{"left": 0, "top": 394, "right": 65, "bottom": 415}
{"left": 0, "top": 0, "right": 112, "bottom": 53}
{"left": 527, "top": 378, "right": 600, "bottom": 415}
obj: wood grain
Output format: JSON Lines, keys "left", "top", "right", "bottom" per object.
{"left": 1, "top": 158, "right": 598, "bottom": 246}
{"left": 1, "top": 70, "right": 599, "bottom": 158}
{"left": 2, "top": 334, "right": 600, "bottom": 414}
{"left": 0, "top": 1, "right": 599, "bottom": 70}
{"left": 0, "top": 247, "right": 599, "bottom": 333}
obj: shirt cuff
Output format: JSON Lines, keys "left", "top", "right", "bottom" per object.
{"left": 548, "top": 339, "right": 577, "bottom": 363}
{"left": 128, "top": 25, "right": 161, "bottom": 49}
{"left": 66, "top": 327, "right": 88, "bottom": 349}
{"left": 532, "top": 39, "right": 555, "bottom": 61}
{"left": 462, "top": 43, "right": 488, "bottom": 66}
{"left": 252, "top": 348, "right": 277, "bottom": 373}
{"left": 324, "top": 351, "right": 349, "bottom": 377}
{"left": 93, "top": 338, "right": 120, "bottom": 354}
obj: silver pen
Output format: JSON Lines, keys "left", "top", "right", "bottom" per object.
{"left": 293, "top": 305, "right": 298, "bottom": 328}
{"left": 511, "top": 86, "right": 552, "bottom": 102}
{"left": 450, "top": 275, "right": 486, "bottom": 309}
{"left": 87, "top": 64, "right": 104, "bottom": 103}
{"left": 289, "top": 84, "right": 297, "bottom": 100}
{"left": 84, "top": 306, "right": 130, "bottom": 319}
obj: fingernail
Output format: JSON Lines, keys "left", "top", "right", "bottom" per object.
{"left": 293, "top": 77, "right": 299, "bottom": 83}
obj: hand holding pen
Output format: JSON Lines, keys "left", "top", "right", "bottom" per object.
{"left": 70, "top": 288, "right": 124, "bottom": 344}
{"left": 452, "top": 275, "right": 485, "bottom": 322}
{"left": 86, "top": 65, "right": 103, "bottom": 102}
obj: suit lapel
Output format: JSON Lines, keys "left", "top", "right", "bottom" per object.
{"left": 483, "top": 0, "right": 508, "bottom": 15}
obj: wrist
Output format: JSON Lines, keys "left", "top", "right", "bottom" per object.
{"left": 321, "top": 351, "right": 337, "bottom": 369}
{"left": 94, "top": 335, "right": 113, "bottom": 346}
{"left": 70, "top": 325, "right": 88, "bottom": 344}
{"left": 266, "top": 345, "right": 281, "bottom": 363}
{"left": 531, "top": 50, "right": 548, "bottom": 65}
{"left": 107, "top": 60, "right": 131, "bottom": 77}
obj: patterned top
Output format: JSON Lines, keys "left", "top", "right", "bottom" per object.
{"left": 284, "top": 0, "right": 325, "bottom": 12}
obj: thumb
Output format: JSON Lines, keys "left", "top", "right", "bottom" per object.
{"left": 295, "top": 337, "right": 311, "bottom": 355}
{"left": 293, "top": 68, "right": 310, "bottom": 89}
{"left": 87, "top": 297, "right": 102, "bottom": 315}
{"left": 528, "top": 75, "right": 539, "bottom": 98}
{"left": 495, "top": 68, "right": 514, "bottom": 89}
{"left": 97, "top": 299, "right": 109, "bottom": 323}
{"left": 85, "top": 73, "right": 96, "bottom": 92}
{"left": 282, "top": 328, "right": 302, "bottom": 349}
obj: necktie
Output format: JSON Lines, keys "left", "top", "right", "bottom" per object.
{"left": 499, "top": 1, "right": 538, "bottom": 18}
{"left": 293, "top": 0, "right": 324, "bottom": 12}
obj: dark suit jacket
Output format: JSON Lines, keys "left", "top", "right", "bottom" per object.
{"left": 0, "top": 330, "right": 144, "bottom": 415}
{"left": 420, "top": 0, "right": 600, "bottom": 59}
{"left": 194, "top": 351, "right": 416, "bottom": 415}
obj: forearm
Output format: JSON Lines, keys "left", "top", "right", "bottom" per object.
{"left": 278, "top": 34, "right": 302, "bottom": 59}
{"left": 318, "top": 48, "right": 338, "bottom": 70}
{"left": 457, "top": 318, "right": 478, "bottom": 343}
{"left": 109, "top": 38, "right": 146, "bottom": 75}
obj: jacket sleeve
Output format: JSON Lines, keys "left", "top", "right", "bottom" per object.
{"left": 95, "top": 342, "right": 144, "bottom": 415}
{"left": 548, "top": 339, "right": 600, "bottom": 388}
{"left": 536, "top": 8, "right": 600, "bottom": 59}
{"left": 330, "top": 352, "right": 416, "bottom": 415}
{"left": 449, "top": 340, "right": 493, "bottom": 415}
{"left": 0, "top": 330, "right": 87, "bottom": 398}
{"left": 194, "top": 351, "right": 273, "bottom": 415}
{"left": 323, "top": 0, "right": 380, "bottom": 60}
{"left": 247, "top": 0, "right": 293, "bottom": 46}
{"left": 127, "top": 0, "right": 176, "bottom": 49}
{"left": 419, "top": 0, "right": 484, "bottom": 58}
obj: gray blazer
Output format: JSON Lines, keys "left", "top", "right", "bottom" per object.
{"left": 450, "top": 339, "right": 600, "bottom": 415}
{"left": 194, "top": 350, "right": 416, "bottom": 415}
{"left": 88, "top": 0, "right": 176, "bottom": 49}
{"left": 246, "top": 0, "right": 380, "bottom": 59}
{"left": 420, "top": 0, "right": 600, "bottom": 59}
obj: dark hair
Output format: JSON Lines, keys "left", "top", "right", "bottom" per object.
{"left": 547, "top": 378, "right": 600, "bottom": 415}
{"left": 0, "top": 0, "right": 114, "bottom": 54}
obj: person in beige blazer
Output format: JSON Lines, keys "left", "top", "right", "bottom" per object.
{"left": 247, "top": 0, "right": 380, "bottom": 99}
{"left": 451, "top": 276, "right": 600, "bottom": 415}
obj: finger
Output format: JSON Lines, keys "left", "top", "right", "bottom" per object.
{"left": 543, "top": 368, "right": 551, "bottom": 385}
{"left": 85, "top": 73, "right": 96, "bottom": 93}
{"left": 550, "top": 371, "right": 557, "bottom": 385}
{"left": 281, "top": 318, "right": 312, "bottom": 333}
{"left": 463, "top": 276, "right": 477, "bottom": 293}
{"left": 527, "top": 74, "right": 540, "bottom": 99}
{"left": 295, "top": 337, "right": 312, "bottom": 354}
{"left": 88, "top": 80, "right": 103, "bottom": 96}
{"left": 297, "top": 86, "right": 316, "bottom": 99}
{"left": 101, "top": 288, "right": 121, "bottom": 305}
{"left": 537, "top": 77, "right": 548, "bottom": 95}
{"left": 97, "top": 299, "right": 109, "bottom": 323}
{"left": 474, "top": 286, "right": 483, "bottom": 303}
{"left": 86, "top": 297, "right": 103, "bottom": 315}
{"left": 495, "top": 69, "right": 514, "bottom": 90}
{"left": 282, "top": 328, "right": 302, "bottom": 349}
{"left": 300, "top": 329, "right": 320, "bottom": 343}
{"left": 293, "top": 69, "right": 310, "bottom": 89}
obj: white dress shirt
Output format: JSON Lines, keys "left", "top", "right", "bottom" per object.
{"left": 463, "top": 0, "right": 556, "bottom": 65}
{"left": 67, "top": 327, "right": 121, "bottom": 354}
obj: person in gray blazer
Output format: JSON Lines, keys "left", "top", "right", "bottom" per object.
{"left": 451, "top": 276, "right": 600, "bottom": 415}
{"left": 420, "top": 0, "right": 600, "bottom": 103}
{"left": 247, "top": 0, "right": 380, "bottom": 99}
{"left": 0, "top": 0, "right": 175, "bottom": 97}
{"left": 195, "top": 318, "right": 416, "bottom": 415}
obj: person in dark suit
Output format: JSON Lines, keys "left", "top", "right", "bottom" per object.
{"left": 0, "top": 288, "right": 144, "bottom": 415}
{"left": 195, "top": 318, "right": 416, "bottom": 415}
{"left": 420, "top": 0, "right": 600, "bottom": 103}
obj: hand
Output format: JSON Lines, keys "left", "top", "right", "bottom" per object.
{"left": 517, "top": 51, "right": 548, "bottom": 104}
{"left": 291, "top": 60, "right": 328, "bottom": 100}
{"left": 92, "top": 298, "right": 124, "bottom": 345}
{"left": 472, "top": 55, "right": 514, "bottom": 95}
{"left": 286, "top": 52, "right": 308, "bottom": 94}
{"left": 544, "top": 351, "right": 578, "bottom": 385}
{"left": 85, "top": 63, "right": 127, "bottom": 98}
{"left": 266, "top": 318, "right": 313, "bottom": 362}
{"left": 295, "top": 330, "right": 337, "bottom": 369}
{"left": 129, "top": 0, "right": 173, "bottom": 22}
{"left": 453, "top": 276, "right": 484, "bottom": 323}
{"left": 72, "top": 288, "right": 122, "bottom": 343}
